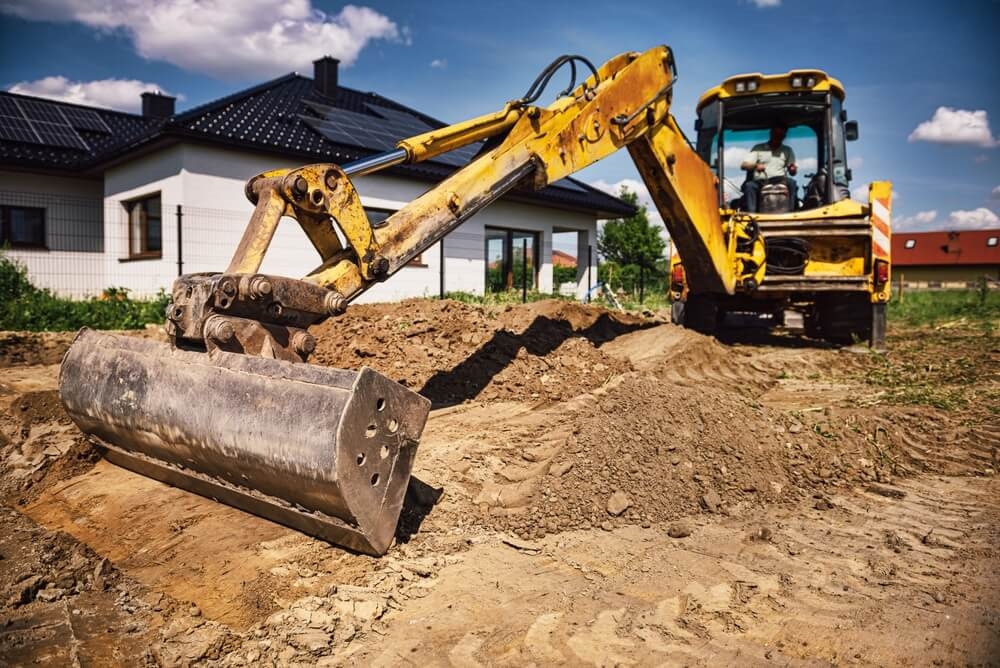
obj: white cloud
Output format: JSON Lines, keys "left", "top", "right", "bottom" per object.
{"left": 851, "top": 184, "right": 869, "bottom": 202}
{"left": 908, "top": 107, "right": 998, "bottom": 148}
{"left": 848, "top": 156, "right": 864, "bottom": 169}
{"left": 723, "top": 146, "right": 750, "bottom": 169}
{"left": 946, "top": 207, "right": 1000, "bottom": 230}
{"left": 991, "top": 185, "right": 1000, "bottom": 199}
{"left": 0, "top": 1, "right": 402, "bottom": 81}
{"left": 796, "top": 157, "right": 818, "bottom": 172}
{"left": 430, "top": 59, "right": 447, "bottom": 69}
{"left": 751, "top": 0, "right": 781, "bottom": 7}
{"left": 895, "top": 210, "right": 938, "bottom": 231}
{"left": 7, "top": 76, "right": 174, "bottom": 113}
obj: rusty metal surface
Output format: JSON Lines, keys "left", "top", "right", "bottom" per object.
{"left": 58, "top": 329, "right": 431, "bottom": 556}
{"left": 166, "top": 273, "right": 342, "bottom": 361}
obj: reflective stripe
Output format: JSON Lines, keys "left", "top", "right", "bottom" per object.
{"left": 871, "top": 197, "right": 891, "bottom": 258}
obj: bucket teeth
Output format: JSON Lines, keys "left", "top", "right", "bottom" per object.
{"left": 58, "top": 328, "right": 431, "bottom": 556}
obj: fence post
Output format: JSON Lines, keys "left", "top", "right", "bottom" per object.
{"left": 897, "top": 272, "right": 904, "bottom": 303}
{"left": 587, "top": 245, "right": 593, "bottom": 304}
{"left": 176, "top": 204, "right": 184, "bottom": 277}
{"left": 439, "top": 237, "right": 445, "bottom": 299}
{"left": 521, "top": 238, "right": 528, "bottom": 303}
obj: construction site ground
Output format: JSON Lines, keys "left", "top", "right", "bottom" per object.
{"left": 1, "top": 299, "right": 997, "bottom": 666}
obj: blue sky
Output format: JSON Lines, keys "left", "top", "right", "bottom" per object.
{"left": 1, "top": 0, "right": 998, "bottom": 233}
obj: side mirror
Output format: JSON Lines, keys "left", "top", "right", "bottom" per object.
{"left": 845, "top": 120, "right": 859, "bottom": 141}
{"left": 694, "top": 118, "right": 703, "bottom": 132}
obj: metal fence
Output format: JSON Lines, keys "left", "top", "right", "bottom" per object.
{"left": 0, "top": 190, "right": 482, "bottom": 301}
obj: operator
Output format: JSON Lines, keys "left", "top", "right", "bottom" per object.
{"left": 740, "top": 123, "right": 797, "bottom": 212}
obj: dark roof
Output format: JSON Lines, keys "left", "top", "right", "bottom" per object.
{"left": 0, "top": 91, "right": 164, "bottom": 172}
{"left": 0, "top": 74, "right": 634, "bottom": 217}
{"left": 893, "top": 229, "right": 1000, "bottom": 266}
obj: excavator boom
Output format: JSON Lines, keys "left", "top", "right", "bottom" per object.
{"left": 58, "top": 46, "right": 751, "bottom": 555}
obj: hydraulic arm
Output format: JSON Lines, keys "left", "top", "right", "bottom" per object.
{"left": 59, "top": 46, "right": 760, "bottom": 555}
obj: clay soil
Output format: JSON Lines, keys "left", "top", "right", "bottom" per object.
{"left": 1, "top": 300, "right": 998, "bottom": 666}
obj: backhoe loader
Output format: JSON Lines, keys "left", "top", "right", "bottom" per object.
{"left": 58, "top": 46, "right": 892, "bottom": 556}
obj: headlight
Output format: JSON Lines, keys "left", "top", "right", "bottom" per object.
{"left": 805, "top": 76, "right": 816, "bottom": 87}
{"left": 735, "top": 81, "right": 746, "bottom": 93}
{"left": 747, "top": 80, "right": 758, "bottom": 91}
{"left": 790, "top": 76, "right": 803, "bottom": 88}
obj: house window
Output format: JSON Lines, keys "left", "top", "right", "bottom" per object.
{"left": 126, "top": 194, "right": 162, "bottom": 259}
{"left": 365, "top": 206, "right": 424, "bottom": 266}
{"left": 485, "top": 227, "right": 539, "bottom": 293}
{"left": 903, "top": 239, "right": 916, "bottom": 249}
{"left": 988, "top": 237, "right": 998, "bottom": 247}
{"left": 0, "top": 206, "right": 46, "bottom": 249}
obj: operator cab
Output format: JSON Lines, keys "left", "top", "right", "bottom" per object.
{"left": 694, "top": 70, "right": 859, "bottom": 214}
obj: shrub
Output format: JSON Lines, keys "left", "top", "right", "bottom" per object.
{"left": 0, "top": 253, "right": 169, "bottom": 332}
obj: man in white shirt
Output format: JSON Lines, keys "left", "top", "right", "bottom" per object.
{"left": 740, "top": 123, "right": 798, "bottom": 212}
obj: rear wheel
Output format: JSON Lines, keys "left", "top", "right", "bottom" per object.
{"left": 681, "top": 294, "right": 720, "bottom": 335}
{"left": 811, "top": 294, "right": 881, "bottom": 347}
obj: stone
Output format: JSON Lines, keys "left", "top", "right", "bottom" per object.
{"left": 606, "top": 491, "right": 632, "bottom": 516}
{"left": 291, "top": 630, "right": 331, "bottom": 654}
{"left": 667, "top": 522, "right": 692, "bottom": 538}
{"left": 700, "top": 490, "right": 722, "bottom": 514}
{"left": 36, "top": 587, "right": 66, "bottom": 603}
{"left": 549, "top": 461, "right": 574, "bottom": 477}
{"left": 9, "top": 575, "right": 44, "bottom": 606}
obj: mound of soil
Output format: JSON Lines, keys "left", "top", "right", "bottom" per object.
{"left": 0, "top": 332, "right": 77, "bottom": 367}
{"left": 311, "top": 299, "right": 648, "bottom": 407}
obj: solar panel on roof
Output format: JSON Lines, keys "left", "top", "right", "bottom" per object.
{"left": 17, "top": 98, "right": 69, "bottom": 125}
{"left": 32, "top": 120, "right": 88, "bottom": 150}
{"left": 61, "top": 107, "right": 111, "bottom": 134}
{"left": 0, "top": 96, "right": 91, "bottom": 151}
{"left": 302, "top": 99, "right": 483, "bottom": 169}
{"left": 364, "top": 104, "right": 433, "bottom": 133}
{"left": 0, "top": 97, "right": 23, "bottom": 119}
{"left": 0, "top": 116, "right": 41, "bottom": 144}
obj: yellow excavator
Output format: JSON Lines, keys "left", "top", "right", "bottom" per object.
{"left": 58, "top": 46, "right": 892, "bottom": 556}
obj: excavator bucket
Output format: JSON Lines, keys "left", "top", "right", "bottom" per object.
{"left": 58, "top": 329, "right": 431, "bottom": 556}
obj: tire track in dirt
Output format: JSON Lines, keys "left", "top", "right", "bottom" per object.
{"left": 357, "top": 474, "right": 999, "bottom": 667}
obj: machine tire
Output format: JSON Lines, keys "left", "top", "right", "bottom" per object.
{"left": 814, "top": 294, "right": 874, "bottom": 345}
{"left": 681, "top": 294, "right": 719, "bottom": 335}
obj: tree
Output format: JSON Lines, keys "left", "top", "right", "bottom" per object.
{"left": 597, "top": 187, "right": 666, "bottom": 303}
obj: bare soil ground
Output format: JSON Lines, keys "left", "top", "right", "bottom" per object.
{"left": 1, "top": 301, "right": 997, "bottom": 666}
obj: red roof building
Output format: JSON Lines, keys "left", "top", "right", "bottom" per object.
{"left": 892, "top": 229, "right": 1000, "bottom": 285}
{"left": 552, "top": 249, "right": 577, "bottom": 268}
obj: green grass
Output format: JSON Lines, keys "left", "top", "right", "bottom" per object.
{"left": 1, "top": 252, "right": 170, "bottom": 332}
{"left": 887, "top": 285, "right": 1000, "bottom": 330}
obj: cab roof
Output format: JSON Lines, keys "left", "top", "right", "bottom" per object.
{"left": 696, "top": 70, "right": 845, "bottom": 112}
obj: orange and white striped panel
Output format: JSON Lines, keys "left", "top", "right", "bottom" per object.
{"left": 869, "top": 182, "right": 892, "bottom": 259}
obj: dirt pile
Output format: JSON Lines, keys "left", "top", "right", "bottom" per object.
{"left": 0, "top": 332, "right": 77, "bottom": 367}
{"left": 311, "top": 299, "right": 646, "bottom": 406}
{"left": 466, "top": 373, "right": 796, "bottom": 540}
{"left": 0, "top": 388, "right": 98, "bottom": 503}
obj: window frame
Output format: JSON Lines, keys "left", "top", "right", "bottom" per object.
{"left": 987, "top": 236, "right": 998, "bottom": 247}
{"left": 0, "top": 205, "right": 47, "bottom": 250}
{"left": 123, "top": 193, "right": 163, "bottom": 261}
{"left": 484, "top": 226, "right": 540, "bottom": 293}
{"left": 903, "top": 239, "right": 916, "bottom": 249}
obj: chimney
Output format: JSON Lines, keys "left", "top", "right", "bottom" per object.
{"left": 313, "top": 56, "right": 339, "bottom": 98}
{"left": 141, "top": 91, "right": 175, "bottom": 119}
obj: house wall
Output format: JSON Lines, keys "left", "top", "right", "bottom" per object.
{"left": 895, "top": 264, "right": 1000, "bottom": 285}
{"left": 0, "top": 170, "right": 106, "bottom": 297}
{"left": 99, "top": 143, "right": 598, "bottom": 302}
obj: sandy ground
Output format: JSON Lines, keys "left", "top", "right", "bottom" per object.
{"left": 0, "top": 301, "right": 997, "bottom": 667}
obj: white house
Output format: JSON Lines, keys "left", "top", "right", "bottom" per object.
{"left": 0, "top": 58, "right": 632, "bottom": 302}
